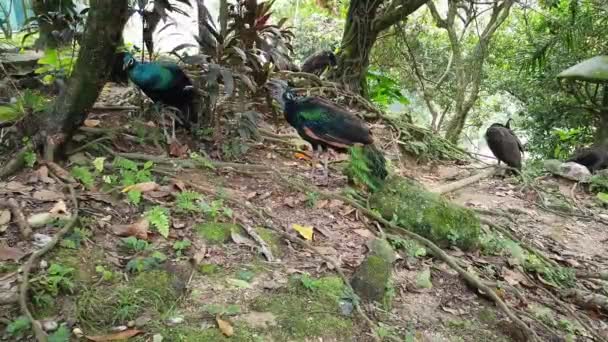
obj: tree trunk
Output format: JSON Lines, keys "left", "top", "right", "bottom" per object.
{"left": 330, "top": 0, "right": 380, "bottom": 95}
{"left": 32, "top": 0, "right": 57, "bottom": 49}
{"left": 330, "top": 0, "right": 427, "bottom": 96}
{"left": 34, "top": 0, "right": 128, "bottom": 160}
{"left": 597, "top": 85, "right": 608, "bottom": 145}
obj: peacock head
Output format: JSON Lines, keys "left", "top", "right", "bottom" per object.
{"left": 265, "top": 79, "right": 296, "bottom": 110}
{"left": 122, "top": 53, "right": 136, "bottom": 71}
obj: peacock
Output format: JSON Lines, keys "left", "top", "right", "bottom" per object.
{"left": 567, "top": 144, "right": 608, "bottom": 173}
{"left": 265, "top": 79, "right": 387, "bottom": 184}
{"left": 122, "top": 52, "right": 196, "bottom": 127}
{"left": 300, "top": 50, "right": 337, "bottom": 76}
{"left": 485, "top": 118, "right": 524, "bottom": 170}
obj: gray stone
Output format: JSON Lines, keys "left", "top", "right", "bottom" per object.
{"left": 544, "top": 160, "right": 591, "bottom": 182}
{"left": 42, "top": 320, "right": 58, "bottom": 332}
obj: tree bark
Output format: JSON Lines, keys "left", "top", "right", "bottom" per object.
{"left": 597, "top": 85, "right": 608, "bottom": 145}
{"left": 34, "top": 0, "right": 128, "bottom": 160}
{"left": 331, "top": 0, "right": 427, "bottom": 95}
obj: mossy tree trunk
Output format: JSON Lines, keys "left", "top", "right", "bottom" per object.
{"left": 33, "top": 0, "right": 128, "bottom": 160}
{"left": 330, "top": 0, "right": 427, "bottom": 96}
{"left": 597, "top": 85, "right": 608, "bottom": 145}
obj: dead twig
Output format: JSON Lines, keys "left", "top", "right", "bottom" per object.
{"left": 239, "top": 220, "right": 275, "bottom": 262}
{"left": 0, "top": 198, "right": 32, "bottom": 238}
{"left": 19, "top": 184, "right": 78, "bottom": 342}
{"left": 431, "top": 167, "right": 497, "bottom": 194}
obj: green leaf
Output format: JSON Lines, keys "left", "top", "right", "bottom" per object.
{"left": 127, "top": 190, "right": 142, "bottom": 205}
{"left": 0, "top": 105, "right": 20, "bottom": 122}
{"left": 93, "top": 157, "right": 106, "bottom": 172}
{"left": 48, "top": 326, "right": 70, "bottom": 342}
{"left": 227, "top": 278, "right": 252, "bottom": 289}
{"left": 597, "top": 192, "right": 608, "bottom": 204}
{"left": 71, "top": 166, "right": 95, "bottom": 189}
{"left": 145, "top": 206, "right": 170, "bottom": 238}
{"left": 23, "top": 151, "right": 37, "bottom": 168}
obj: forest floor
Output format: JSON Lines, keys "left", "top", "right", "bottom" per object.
{"left": 1, "top": 84, "right": 608, "bottom": 342}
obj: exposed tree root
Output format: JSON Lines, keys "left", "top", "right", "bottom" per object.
{"left": 273, "top": 173, "right": 539, "bottom": 341}
{"left": 432, "top": 167, "right": 497, "bottom": 194}
{"left": 576, "top": 271, "right": 608, "bottom": 281}
{"left": 0, "top": 146, "right": 27, "bottom": 180}
{"left": 563, "top": 288, "right": 608, "bottom": 313}
{"left": 0, "top": 198, "right": 32, "bottom": 239}
{"left": 19, "top": 184, "right": 78, "bottom": 342}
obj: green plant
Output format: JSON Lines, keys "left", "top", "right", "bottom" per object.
{"left": 199, "top": 199, "right": 232, "bottom": 221}
{"left": 6, "top": 316, "right": 31, "bottom": 338}
{"left": 112, "top": 158, "right": 154, "bottom": 205}
{"left": 0, "top": 90, "right": 49, "bottom": 124}
{"left": 175, "top": 191, "right": 202, "bottom": 212}
{"left": 126, "top": 252, "right": 167, "bottom": 274}
{"left": 35, "top": 48, "right": 77, "bottom": 84}
{"left": 95, "top": 265, "right": 115, "bottom": 282}
{"left": 172, "top": 239, "right": 191, "bottom": 257}
{"left": 23, "top": 150, "right": 37, "bottom": 168}
{"left": 387, "top": 237, "right": 426, "bottom": 257}
{"left": 30, "top": 263, "right": 75, "bottom": 307}
{"left": 60, "top": 227, "right": 92, "bottom": 249}
{"left": 366, "top": 70, "right": 409, "bottom": 109}
{"left": 71, "top": 166, "right": 95, "bottom": 189}
{"left": 121, "top": 237, "right": 150, "bottom": 253}
{"left": 306, "top": 191, "right": 319, "bottom": 208}
{"left": 145, "top": 206, "right": 170, "bottom": 238}
{"left": 48, "top": 325, "right": 70, "bottom": 342}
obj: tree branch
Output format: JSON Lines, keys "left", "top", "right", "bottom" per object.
{"left": 373, "top": 0, "right": 428, "bottom": 33}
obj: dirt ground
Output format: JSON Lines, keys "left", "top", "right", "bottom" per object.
{"left": 1, "top": 84, "right": 607, "bottom": 342}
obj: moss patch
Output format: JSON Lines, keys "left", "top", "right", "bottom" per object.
{"left": 49, "top": 247, "right": 105, "bottom": 284}
{"left": 370, "top": 176, "right": 480, "bottom": 250}
{"left": 154, "top": 323, "right": 262, "bottom": 342}
{"left": 255, "top": 227, "right": 282, "bottom": 257}
{"left": 199, "top": 263, "right": 222, "bottom": 275}
{"left": 196, "top": 222, "right": 240, "bottom": 244}
{"left": 251, "top": 275, "right": 353, "bottom": 340}
{"left": 76, "top": 270, "right": 180, "bottom": 331}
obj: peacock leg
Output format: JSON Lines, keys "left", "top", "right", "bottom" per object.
{"left": 321, "top": 149, "right": 329, "bottom": 185}
{"left": 309, "top": 146, "right": 318, "bottom": 179}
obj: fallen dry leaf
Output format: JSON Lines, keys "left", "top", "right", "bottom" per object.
{"left": 86, "top": 329, "right": 142, "bottom": 341}
{"left": 49, "top": 200, "right": 68, "bottom": 214}
{"left": 83, "top": 119, "right": 101, "bottom": 128}
{"left": 27, "top": 212, "right": 55, "bottom": 228}
{"left": 32, "top": 189, "right": 64, "bottom": 201}
{"left": 502, "top": 267, "right": 527, "bottom": 287}
{"left": 314, "top": 199, "right": 329, "bottom": 209}
{"left": 4, "top": 181, "right": 33, "bottom": 193}
{"left": 172, "top": 180, "right": 186, "bottom": 192}
{"left": 191, "top": 245, "right": 207, "bottom": 265}
{"left": 112, "top": 218, "right": 149, "bottom": 240}
{"left": 292, "top": 224, "right": 314, "bottom": 240}
{"left": 169, "top": 140, "right": 189, "bottom": 157}
{"left": 121, "top": 182, "right": 159, "bottom": 193}
{"left": 353, "top": 229, "right": 375, "bottom": 239}
{"left": 45, "top": 161, "right": 76, "bottom": 183}
{"left": 0, "top": 245, "right": 26, "bottom": 261}
{"left": 294, "top": 152, "right": 311, "bottom": 161}
{"left": 216, "top": 315, "right": 234, "bottom": 337}
{"left": 0, "top": 210, "right": 11, "bottom": 225}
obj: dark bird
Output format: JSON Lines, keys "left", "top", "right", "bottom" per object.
{"left": 567, "top": 144, "right": 608, "bottom": 173}
{"left": 300, "top": 50, "right": 337, "bottom": 76}
{"left": 265, "top": 79, "right": 387, "bottom": 183}
{"left": 122, "top": 52, "right": 196, "bottom": 127}
{"left": 485, "top": 118, "right": 524, "bottom": 170}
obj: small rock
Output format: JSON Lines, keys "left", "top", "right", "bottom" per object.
{"left": 42, "top": 320, "right": 58, "bottom": 332}
{"left": 39, "top": 260, "right": 48, "bottom": 269}
{"left": 72, "top": 327, "right": 83, "bottom": 337}
{"left": 339, "top": 299, "right": 354, "bottom": 316}
{"left": 544, "top": 159, "right": 591, "bottom": 182}
{"left": 236, "top": 312, "right": 277, "bottom": 329}
{"left": 32, "top": 234, "right": 53, "bottom": 248}
{"left": 152, "top": 334, "right": 164, "bottom": 342}
{"left": 127, "top": 320, "right": 135, "bottom": 328}
{"left": 111, "top": 325, "right": 127, "bottom": 332}
{"left": 166, "top": 316, "right": 184, "bottom": 326}
{"left": 134, "top": 315, "right": 151, "bottom": 327}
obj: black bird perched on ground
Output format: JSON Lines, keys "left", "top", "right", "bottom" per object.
{"left": 122, "top": 52, "right": 196, "bottom": 128}
{"left": 567, "top": 144, "right": 608, "bottom": 173}
{"left": 300, "top": 50, "right": 337, "bottom": 76}
{"left": 485, "top": 118, "right": 524, "bottom": 170}
{"left": 265, "top": 79, "right": 387, "bottom": 183}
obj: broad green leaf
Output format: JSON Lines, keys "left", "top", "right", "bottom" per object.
{"left": 597, "top": 192, "right": 608, "bottom": 204}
